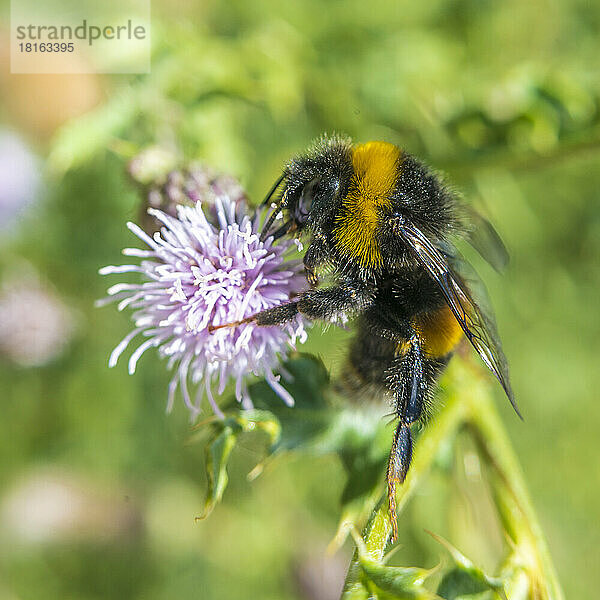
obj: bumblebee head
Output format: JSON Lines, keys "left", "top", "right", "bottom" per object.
{"left": 260, "top": 134, "right": 353, "bottom": 241}
{"left": 284, "top": 134, "right": 355, "bottom": 234}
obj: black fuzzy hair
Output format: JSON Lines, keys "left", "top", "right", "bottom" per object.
{"left": 392, "top": 154, "right": 463, "bottom": 241}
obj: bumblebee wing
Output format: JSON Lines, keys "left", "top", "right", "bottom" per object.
{"left": 399, "top": 223, "right": 521, "bottom": 419}
{"left": 462, "top": 205, "right": 510, "bottom": 273}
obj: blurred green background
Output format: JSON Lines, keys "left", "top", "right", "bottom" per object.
{"left": 1, "top": 0, "right": 599, "bottom": 598}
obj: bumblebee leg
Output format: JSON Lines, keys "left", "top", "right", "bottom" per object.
{"left": 303, "top": 235, "right": 328, "bottom": 287}
{"left": 296, "top": 283, "right": 374, "bottom": 322}
{"left": 252, "top": 301, "right": 300, "bottom": 326}
{"left": 208, "top": 301, "right": 299, "bottom": 331}
{"left": 387, "top": 422, "right": 413, "bottom": 542}
{"left": 209, "top": 283, "right": 374, "bottom": 332}
{"left": 386, "top": 335, "right": 424, "bottom": 542}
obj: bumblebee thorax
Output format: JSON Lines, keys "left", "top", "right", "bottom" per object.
{"left": 333, "top": 141, "right": 402, "bottom": 268}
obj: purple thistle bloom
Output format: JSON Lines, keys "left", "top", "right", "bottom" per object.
{"left": 100, "top": 194, "right": 309, "bottom": 420}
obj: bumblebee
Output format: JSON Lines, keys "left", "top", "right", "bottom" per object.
{"left": 212, "top": 134, "right": 521, "bottom": 541}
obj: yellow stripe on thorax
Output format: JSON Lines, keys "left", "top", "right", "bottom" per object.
{"left": 334, "top": 141, "right": 402, "bottom": 267}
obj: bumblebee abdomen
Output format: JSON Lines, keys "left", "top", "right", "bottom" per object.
{"left": 413, "top": 306, "right": 463, "bottom": 358}
{"left": 333, "top": 141, "right": 403, "bottom": 268}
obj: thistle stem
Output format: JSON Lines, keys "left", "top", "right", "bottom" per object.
{"left": 466, "top": 387, "right": 564, "bottom": 600}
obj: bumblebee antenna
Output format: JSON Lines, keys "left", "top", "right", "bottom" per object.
{"left": 260, "top": 190, "right": 288, "bottom": 242}
{"left": 270, "top": 219, "right": 294, "bottom": 240}
{"left": 261, "top": 174, "right": 284, "bottom": 206}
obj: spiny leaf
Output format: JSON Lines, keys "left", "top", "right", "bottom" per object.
{"left": 350, "top": 529, "right": 440, "bottom": 599}
{"left": 436, "top": 569, "right": 496, "bottom": 600}
{"left": 428, "top": 531, "right": 507, "bottom": 600}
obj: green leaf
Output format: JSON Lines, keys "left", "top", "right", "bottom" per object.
{"left": 249, "top": 353, "right": 333, "bottom": 453}
{"left": 350, "top": 529, "right": 440, "bottom": 599}
{"left": 236, "top": 409, "right": 282, "bottom": 447}
{"left": 250, "top": 353, "right": 398, "bottom": 548}
{"left": 436, "top": 569, "right": 495, "bottom": 600}
{"left": 197, "top": 422, "right": 239, "bottom": 519}
{"left": 197, "top": 409, "right": 283, "bottom": 517}
{"left": 429, "top": 532, "right": 507, "bottom": 600}
{"left": 360, "top": 563, "right": 440, "bottom": 600}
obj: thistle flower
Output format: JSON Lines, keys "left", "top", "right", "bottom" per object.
{"left": 100, "top": 188, "right": 309, "bottom": 420}
{"left": 128, "top": 152, "right": 248, "bottom": 236}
